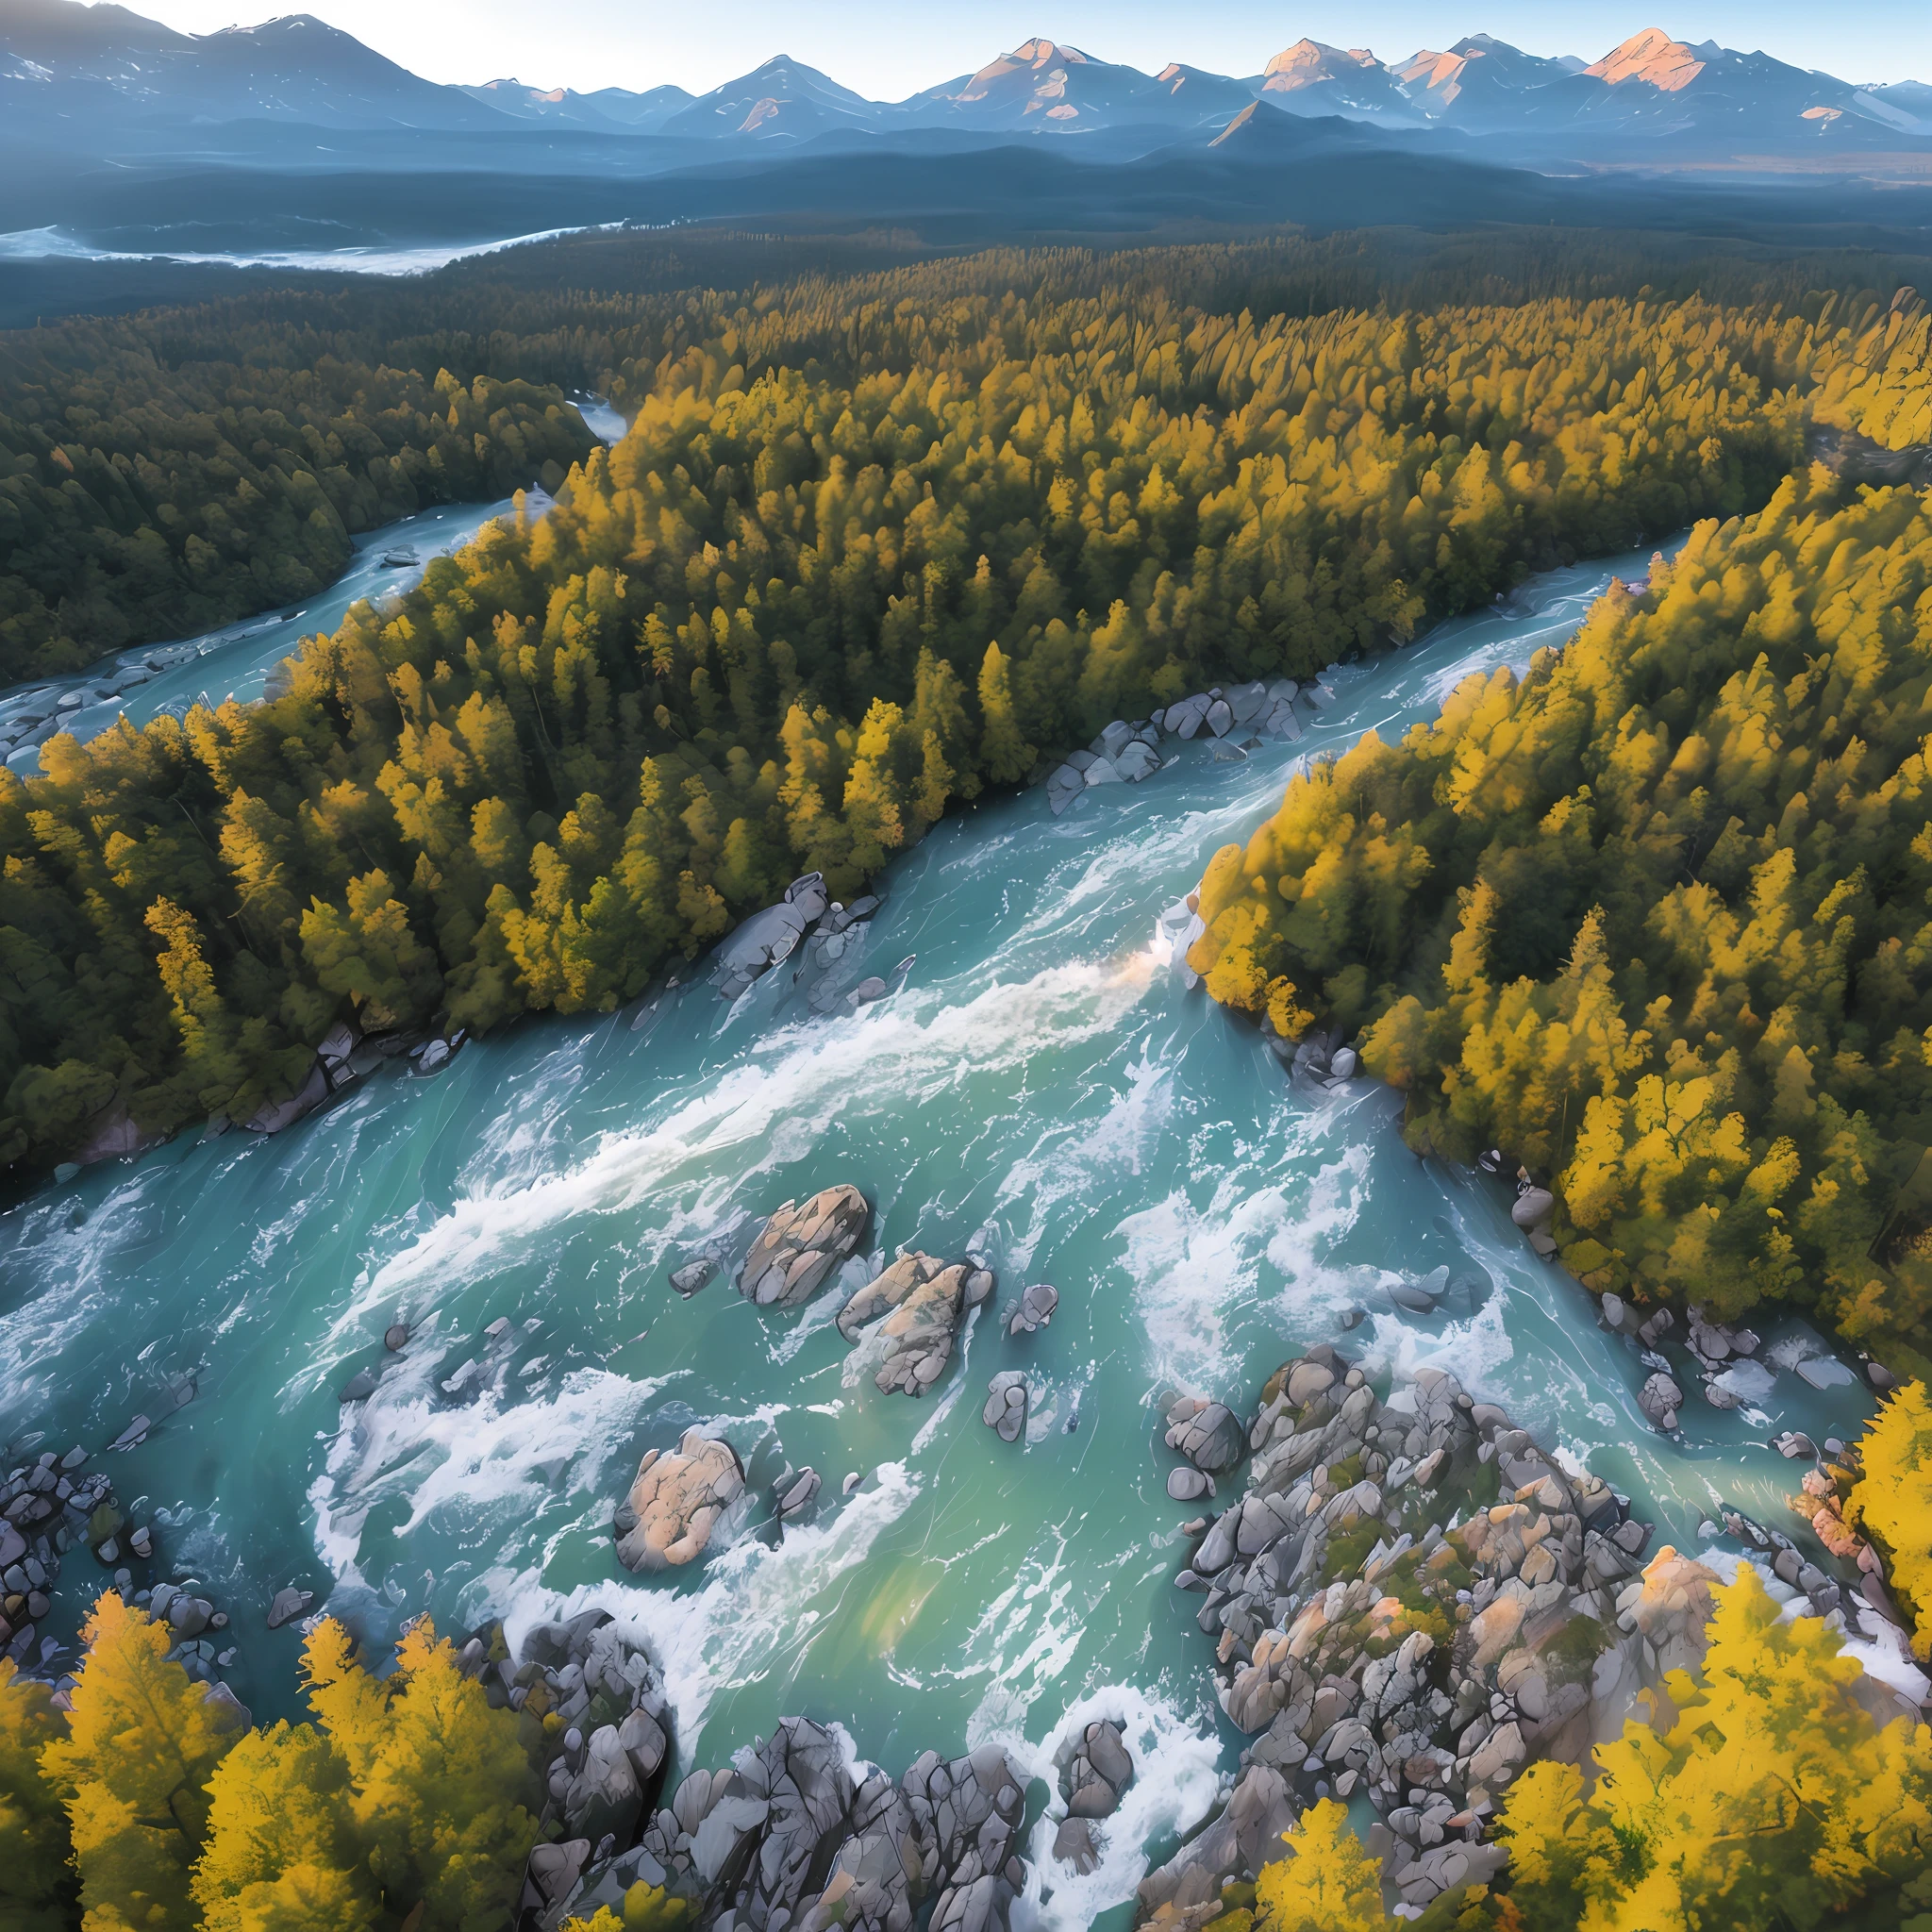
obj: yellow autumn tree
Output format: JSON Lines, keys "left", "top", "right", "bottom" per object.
{"left": 192, "top": 1721, "right": 378, "bottom": 1932}
{"left": 1252, "top": 1798, "right": 1391, "bottom": 1931}
{"left": 1494, "top": 1568, "right": 1932, "bottom": 1929}
{"left": 40, "top": 1591, "right": 245, "bottom": 1931}
{"left": 0, "top": 1657, "right": 75, "bottom": 1932}
{"left": 303, "top": 1615, "right": 538, "bottom": 1932}
{"left": 1844, "top": 1379, "right": 1932, "bottom": 1657}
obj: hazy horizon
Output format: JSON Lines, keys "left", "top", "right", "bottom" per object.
{"left": 108, "top": 0, "right": 1932, "bottom": 106}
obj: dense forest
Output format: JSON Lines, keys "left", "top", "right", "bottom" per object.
{"left": 0, "top": 329, "right": 594, "bottom": 684}
{"left": 1188, "top": 405, "right": 1932, "bottom": 1359}
{"left": 6, "top": 248, "right": 1913, "bottom": 1175}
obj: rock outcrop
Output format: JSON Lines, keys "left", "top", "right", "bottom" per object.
{"left": 614, "top": 1430, "right": 745, "bottom": 1572}
{"left": 1044, "top": 676, "right": 1330, "bottom": 817}
{"left": 837, "top": 1252, "right": 994, "bottom": 1397}
{"left": 1138, "top": 1347, "right": 1674, "bottom": 1924}
{"left": 1058, "top": 1719, "right": 1134, "bottom": 1818}
{"left": 539, "top": 1723, "right": 1030, "bottom": 1932}
{"left": 738, "top": 1185, "right": 872, "bottom": 1307}
{"left": 465, "top": 1607, "right": 675, "bottom": 1890}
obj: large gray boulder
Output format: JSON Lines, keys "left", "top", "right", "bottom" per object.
{"left": 1164, "top": 1398, "right": 1245, "bottom": 1473}
{"left": 983, "top": 1373, "right": 1028, "bottom": 1442}
{"left": 1638, "top": 1374, "right": 1683, "bottom": 1433}
{"left": 738, "top": 1185, "right": 871, "bottom": 1307}
{"left": 1058, "top": 1719, "right": 1134, "bottom": 1818}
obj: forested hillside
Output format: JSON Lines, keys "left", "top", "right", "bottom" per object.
{"left": 1189, "top": 299, "right": 1932, "bottom": 1361}
{"left": 0, "top": 247, "right": 1924, "bottom": 1192}
{"left": 0, "top": 328, "right": 594, "bottom": 684}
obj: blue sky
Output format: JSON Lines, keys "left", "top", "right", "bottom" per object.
{"left": 137, "top": 0, "right": 1932, "bottom": 97}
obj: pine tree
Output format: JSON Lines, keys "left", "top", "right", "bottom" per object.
{"left": 0, "top": 1658, "right": 75, "bottom": 1932}
{"left": 41, "top": 1592, "right": 245, "bottom": 1931}
{"left": 975, "top": 642, "right": 1034, "bottom": 786}
{"left": 191, "top": 1722, "right": 378, "bottom": 1932}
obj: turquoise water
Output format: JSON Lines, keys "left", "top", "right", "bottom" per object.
{"left": 0, "top": 535, "right": 1882, "bottom": 1926}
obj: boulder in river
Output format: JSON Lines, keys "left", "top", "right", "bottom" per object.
{"left": 1164, "top": 1398, "right": 1244, "bottom": 1473}
{"left": 1058, "top": 1717, "right": 1134, "bottom": 1818}
{"left": 867, "top": 1262, "right": 987, "bottom": 1396}
{"left": 266, "top": 1585, "right": 313, "bottom": 1629}
{"left": 983, "top": 1373, "right": 1028, "bottom": 1442}
{"left": 614, "top": 1429, "right": 744, "bottom": 1572}
{"left": 738, "top": 1185, "right": 871, "bottom": 1307}
{"left": 772, "top": 1465, "right": 822, "bottom": 1522}
{"left": 1006, "top": 1282, "right": 1058, "bottom": 1336}
{"left": 669, "top": 1257, "right": 716, "bottom": 1297}
{"left": 1638, "top": 1373, "right": 1683, "bottom": 1432}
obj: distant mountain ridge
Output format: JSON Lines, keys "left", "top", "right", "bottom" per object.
{"left": 2, "top": 0, "right": 1929, "bottom": 167}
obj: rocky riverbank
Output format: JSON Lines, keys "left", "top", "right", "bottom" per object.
{"left": 1131, "top": 1340, "right": 1922, "bottom": 1927}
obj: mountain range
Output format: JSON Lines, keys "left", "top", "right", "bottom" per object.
{"left": 2, "top": 1, "right": 1928, "bottom": 161}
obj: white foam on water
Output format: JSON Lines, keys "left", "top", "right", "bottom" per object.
{"left": 956, "top": 1533, "right": 1086, "bottom": 1739}
{"left": 1260, "top": 1139, "right": 1374, "bottom": 1318}
{"left": 365, "top": 956, "right": 1156, "bottom": 1302}
{"left": 494, "top": 1460, "right": 922, "bottom": 1751}
{"left": 1118, "top": 1134, "right": 1361, "bottom": 1393}
{"left": 1007, "top": 1683, "right": 1224, "bottom": 1932}
{"left": 311, "top": 1354, "right": 664, "bottom": 1576}
{"left": 1362, "top": 1286, "right": 1517, "bottom": 1404}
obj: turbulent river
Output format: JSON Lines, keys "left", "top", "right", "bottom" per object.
{"left": 0, "top": 531, "right": 1890, "bottom": 1928}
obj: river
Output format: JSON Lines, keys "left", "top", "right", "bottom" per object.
{"left": 0, "top": 392, "right": 625, "bottom": 769}
{"left": 0, "top": 532, "right": 1891, "bottom": 1929}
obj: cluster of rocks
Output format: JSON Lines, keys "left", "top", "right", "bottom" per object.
{"left": 1042, "top": 677, "right": 1339, "bottom": 816}
{"left": 711, "top": 873, "right": 830, "bottom": 1001}
{"left": 1272, "top": 1031, "right": 1359, "bottom": 1088}
{"left": 227, "top": 1015, "right": 438, "bottom": 1137}
{"left": 1, "top": 1444, "right": 159, "bottom": 1665}
{"left": 699, "top": 874, "right": 893, "bottom": 1012}
{"left": 1052, "top": 1720, "right": 1136, "bottom": 1874}
{"left": 0, "top": 643, "right": 203, "bottom": 774}
{"left": 1139, "top": 1346, "right": 1689, "bottom": 1925}
{"left": 452, "top": 1607, "right": 675, "bottom": 1922}
{"left": 1160, "top": 1395, "right": 1245, "bottom": 1501}
{"left": 629, "top": 1189, "right": 1016, "bottom": 1570}
{"left": 1594, "top": 1294, "right": 1867, "bottom": 1441}
{"left": 836, "top": 1251, "right": 996, "bottom": 1396}
{"left": 536, "top": 1718, "right": 1030, "bottom": 1932}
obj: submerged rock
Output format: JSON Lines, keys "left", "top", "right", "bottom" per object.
{"left": 614, "top": 1429, "right": 744, "bottom": 1572}
{"left": 670, "top": 1257, "right": 717, "bottom": 1297}
{"left": 772, "top": 1465, "right": 822, "bottom": 1522}
{"left": 738, "top": 1185, "right": 871, "bottom": 1307}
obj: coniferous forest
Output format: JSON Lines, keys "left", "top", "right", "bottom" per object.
{"left": 7, "top": 227, "right": 1932, "bottom": 1932}
{"left": 1, "top": 247, "right": 1903, "bottom": 1172}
